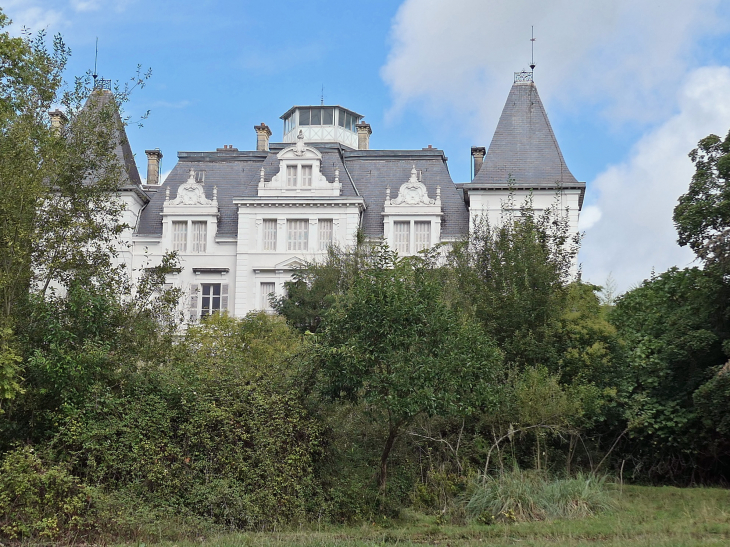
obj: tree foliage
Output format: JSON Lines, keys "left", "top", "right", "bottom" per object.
{"left": 447, "top": 194, "right": 581, "bottom": 370}
{"left": 314, "top": 245, "right": 503, "bottom": 490}
{"left": 674, "top": 130, "right": 730, "bottom": 272}
{"left": 611, "top": 267, "right": 730, "bottom": 481}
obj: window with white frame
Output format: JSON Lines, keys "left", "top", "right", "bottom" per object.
{"left": 192, "top": 221, "right": 207, "bottom": 253}
{"left": 260, "top": 282, "right": 275, "bottom": 310}
{"left": 287, "top": 219, "right": 309, "bottom": 251}
{"left": 189, "top": 283, "right": 228, "bottom": 322}
{"left": 286, "top": 165, "right": 297, "bottom": 187}
{"left": 262, "top": 219, "right": 277, "bottom": 251}
{"left": 172, "top": 221, "right": 188, "bottom": 252}
{"left": 393, "top": 221, "right": 410, "bottom": 254}
{"left": 201, "top": 283, "right": 221, "bottom": 316}
{"left": 318, "top": 219, "right": 333, "bottom": 250}
{"left": 301, "top": 165, "right": 312, "bottom": 187}
{"left": 414, "top": 221, "right": 431, "bottom": 253}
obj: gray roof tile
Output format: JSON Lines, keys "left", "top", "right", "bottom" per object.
{"left": 465, "top": 81, "right": 580, "bottom": 189}
{"left": 136, "top": 146, "right": 361, "bottom": 237}
{"left": 343, "top": 149, "right": 469, "bottom": 238}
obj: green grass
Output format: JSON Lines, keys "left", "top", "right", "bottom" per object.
{"left": 116, "top": 484, "right": 730, "bottom": 547}
{"left": 465, "top": 470, "right": 614, "bottom": 522}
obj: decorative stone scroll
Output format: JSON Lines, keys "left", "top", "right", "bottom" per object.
{"left": 169, "top": 168, "right": 216, "bottom": 206}
{"left": 386, "top": 166, "right": 440, "bottom": 207}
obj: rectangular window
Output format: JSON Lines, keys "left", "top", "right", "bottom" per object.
{"left": 311, "top": 108, "right": 321, "bottom": 125}
{"left": 299, "top": 108, "right": 310, "bottom": 125}
{"left": 318, "top": 219, "right": 333, "bottom": 250}
{"left": 286, "top": 165, "right": 297, "bottom": 187}
{"left": 172, "top": 221, "right": 187, "bottom": 252}
{"left": 287, "top": 219, "right": 309, "bottom": 251}
{"left": 338, "top": 108, "right": 346, "bottom": 127}
{"left": 201, "top": 283, "right": 221, "bottom": 316}
{"left": 414, "top": 221, "right": 431, "bottom": 252}
{"left": 261, "top": 282, "right": 275, "bottom": 310}
{"left": 393, "top": 221, "right": 410, "bottom": 254}
{"left": 301, "top": 165, "right": 312, "bottom": 187}
{"left": 322, "top": 108, "right": 334, "bottom": 125}
{"left": 192, "top": 221, "right": 207, "bottom": 253}
{"left": 263, "top": 219, "right": 277, "bottom": 251}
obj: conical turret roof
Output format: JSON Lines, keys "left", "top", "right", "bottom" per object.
{"left": 468, "top": 77, "right": 578, "bottom": 188}
{"left": 80, "top": 89, "right": 142, "bottom": 187}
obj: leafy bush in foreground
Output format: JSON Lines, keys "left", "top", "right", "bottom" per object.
{"left": 0, "top": 446, "right": 91, "bottom": 542}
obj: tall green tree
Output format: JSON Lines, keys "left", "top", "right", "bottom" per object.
{"left": 611, "top": 267, "right": 730, "bottom": 481}
{"left": 314, "top": 246, "right": 503, "bottom": 490}
{"left": 447, "top": 193, "right": 581, "bottom": 370}
{"left": 0, "top": 10, "right": 149, "bottom": 407}
{"left": 674, "top": 130, "right": 730, "bottom": 273}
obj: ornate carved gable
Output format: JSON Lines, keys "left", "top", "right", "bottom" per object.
{"left": 162, "top": 168, "right": 219, "bottom": 217}
{"left": 259, "top": 130, "right": 341, "bottom": 197}
{"left": 169, "top": 169, "right": 216, "bottom": 206}
{"left": 385, "top": 166, "right": 441, "bottom": 209}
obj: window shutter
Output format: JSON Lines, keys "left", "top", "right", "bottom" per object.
{"left": 221, "top": 284, "right": 229, "bottom": 312}
{"left": 188, "top": 283, "right": 199, "bottom": 323}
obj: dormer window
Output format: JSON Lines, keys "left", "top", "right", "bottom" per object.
{"left": 173, "top": 221, "right": 187, "bottom": 252}
{"left": 302, "top": 165, "right": 312, "bottom": 187}
{"left": 259, "top": 132, "right": 341, "bottom": 197}
{"left": 393, "top": 222, "right": 410, "bottom": 254}
{"left": 286, "top": 166, "right": 297, "bottom": 187}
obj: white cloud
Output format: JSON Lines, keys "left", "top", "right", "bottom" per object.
{"left": 2, "top": 1, "right": 66, "bottom": 35}
{"left": 70, "top": 0, "right": 101, "bottom": 12}
{"left": 381, "top": 0, "right": 726, "bottom": 138}
{"left": 578, "top": 205, "right": 601, "bottom": 231}
{"left": 70, "top": 0, "right": 133, "bottom": 13}
{"left": 579, "top": 66, "right": 730, "bottom": 293}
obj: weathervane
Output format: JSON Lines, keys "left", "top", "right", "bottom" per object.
{"left": 92, "top": 37, "right": 111, "bottom": 90}
{"left": 530, "top": 26, "right": 536, "bottom": 71}
{"left": 92, "top": 37, "right": 98, "bottom": 86}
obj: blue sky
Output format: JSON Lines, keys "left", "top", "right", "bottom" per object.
{"left": 5, "top": 0, "right": 730, "bottom": 292}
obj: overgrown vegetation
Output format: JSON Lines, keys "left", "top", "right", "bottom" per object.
{"left": 3, "top": 9, "right": 730, "bottom": 544}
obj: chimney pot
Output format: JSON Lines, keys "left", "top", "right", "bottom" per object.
{"left": 255, "top": 123, "right": 272, "bottom": 151}
{"left": 145, "top": 149, "right": 164, "bottom": 185}
{"left": 49, "top": 109, "right": 68, "bottom": 134}
{"left": 356, "top": 122, "right": 372, "bottom": 150}
{"left": 471, "top": 146, "right": 486, "bottom": 179}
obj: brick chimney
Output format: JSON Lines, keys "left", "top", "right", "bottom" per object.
{"left": 254, "top": 123, "right": 272, "bottom": 151}
{"left": 471, "top": 146, "right": 486, "bottom": 178}
{"left": 145, "top": 149, "right": 163, "bottom": 185}
{"left": 356, "top": 122, "right": 372, "bottom": 150}
{"left": 49, "top": 109, "right": 68, "bottom": 134}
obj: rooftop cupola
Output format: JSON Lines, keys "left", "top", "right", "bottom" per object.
{"left": 280, "top": 105, "right": 364, "bottom": 149}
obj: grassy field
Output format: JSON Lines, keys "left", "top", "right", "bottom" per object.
{"left": 121, "top": 484, "right": 730, "bottom": 547}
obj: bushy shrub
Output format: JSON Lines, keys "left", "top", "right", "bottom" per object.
{"left": 0, "top": 446, "right": 91, "bottom": 542}
{"left": 464, "top": 469, "right": 613, "bottom": 523}
{"left": 53, "top": 313, "right": 322, "bottom": 530}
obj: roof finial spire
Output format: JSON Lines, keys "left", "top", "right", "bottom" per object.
{"left": 93, "top": 37, "right": 99, "bottom": 85}
{"left": 529, "top": 26, "right": 536, "bottom": 71}
{"left": 321, "top": 85, "right": 324, "bottom": 106}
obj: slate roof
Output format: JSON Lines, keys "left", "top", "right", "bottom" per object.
{"left": 343, "top": 149, "right": 469, "bottom": 238}
{"left": 81, "top": 89, "right": 142, "bottom": 187}
{"left": 136, "top": 144, "right": 469, "bottom": 240}
{"left": 465, "top": 81, "right": 582, "bottom": 191}
{"left": 136, "top": 144, "right": 361, "bottom": 237}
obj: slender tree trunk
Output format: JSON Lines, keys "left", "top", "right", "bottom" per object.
{"left": 379, "top": 426, "right": 400, "bottom": 492}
